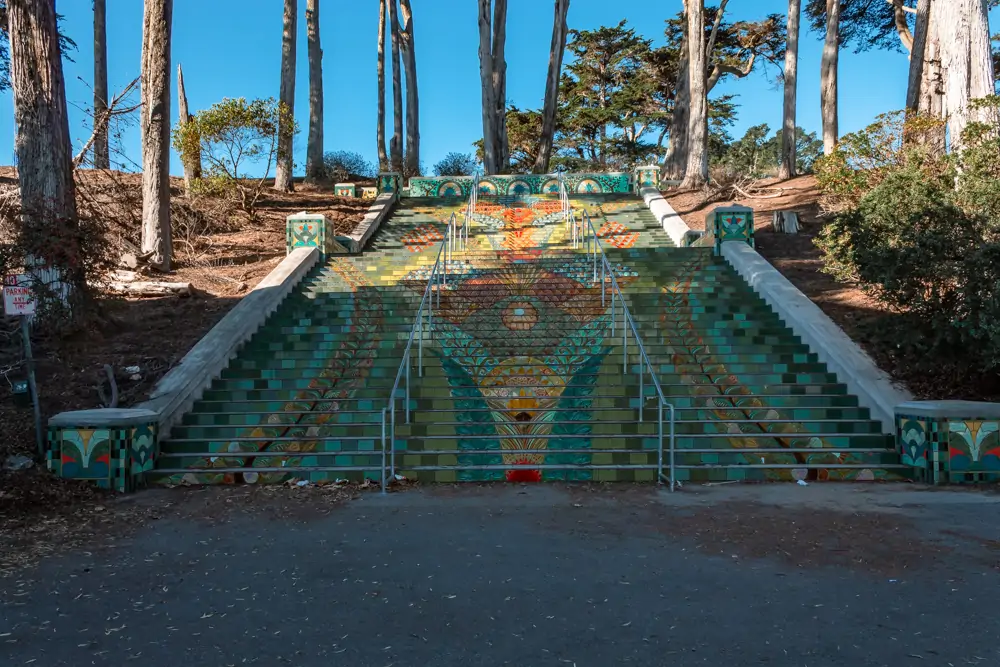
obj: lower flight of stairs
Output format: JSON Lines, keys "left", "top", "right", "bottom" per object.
{"left": 148, "top": 195, "right": 909, "bottom": 485}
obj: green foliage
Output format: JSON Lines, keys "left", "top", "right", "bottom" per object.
{"left": 323, "top": 151, "right": 376, "bottom": 181}
{"left": 556, "top": 21, "right": 660, "bottom": 170}
{"left": 712, "top": 124, "right": 824, "bottom": 179}
{"left": 172, "top": 97, "right": 295, "bottom": 221}
{"left": 814, "top": 100, "right": 1000, "bottom": 371}
{"left": 547, "top": 10, "right": 781, "bottom": 173}
{"left": 433, "top": 152, "right": 478, "bottom": 177}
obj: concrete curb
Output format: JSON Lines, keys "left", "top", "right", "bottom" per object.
{"left": 721, "top": 242, "right": 912, "bottom": 433}
{"left": 336, "top": 193, "right": 398, "bottom": 253}
{"left": 137, "top": 246, "right": 320, "bottom": 437}
{"left": 639, "top": 186, "right": 701, "bottom": 247}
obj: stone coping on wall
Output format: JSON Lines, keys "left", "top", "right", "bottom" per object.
{"left": 722, "top": 242, "right": 912, "bottom": 433}
{"left": 407, "top": 173, "right": 633, "bottom": 198}
{"left": 895, "top": 400, "right": 1000, "bottom": 420}
{"left": 639, "top": 186, "right": 703, "bottom": 247}
{"left": 50, "top": 408, "right": 159, "bottom": 428}
{"left": 136, "top": 246, "right": 320, "bottom": 438}
{"left": 336, "top": 192, "right": 398, "bottom": 254}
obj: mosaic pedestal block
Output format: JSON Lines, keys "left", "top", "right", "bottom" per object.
{"left": 47, "top": 408, "right": 158, "bottom": 493}
{"left": 895, "top": 401, "right": 1000, "bottom": 484}
{"left": 286, "top": 213, "right": 348, "bottom": 255}
{"left": 378, "top": 172, "right": 402, "bottom": 198}
{"left": 334, "top": 183, "right": 356, "bottom": 198}
{"left": 635, "top": 165, "right": 661, "bottom": 191}
{"left": 709, "top": 205, "right": 754, "bottom": 256}
{"left": 361, "top": 186, "right": 378, "bottom": 199}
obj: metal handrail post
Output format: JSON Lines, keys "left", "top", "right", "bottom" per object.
{"left": 405, "top": 351, "right": 411, "bottom": 423}
{"left": 639, "top": 363, "right": 644, "bottom": 423}
{"left": 381, "top": 408, "right": 387, "bottom": 493}
{"left": 418, "top": 309, "right": 424, "bottom": 377}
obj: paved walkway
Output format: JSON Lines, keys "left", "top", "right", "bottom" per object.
{"left": 2, "top": 484, "right": 999, "bottom": 666}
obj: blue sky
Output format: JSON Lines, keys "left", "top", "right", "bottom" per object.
{"left": 1, "top": 0, "right": 996, "bottom": 175}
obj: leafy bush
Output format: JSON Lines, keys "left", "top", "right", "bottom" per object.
{"left": 712, "top": 124, "right": 824, "bottom": 181}
{"left": 433, "top": 152, "right": 478, "bottom": 176}
{"left": 172, "top": 97, "right": 295, "bottom": 221}
{"left": 814, "top": 101, "right": 1000, "bottom": 371}
{"left": 323, "top": 151, "right": 376, "bottom": 182}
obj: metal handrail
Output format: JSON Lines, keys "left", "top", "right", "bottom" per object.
{"left": 560, "top": 181, "right": 678, "bottom": 490}
{"left": 380, "top": 185, "right": 477, "bottom": 492}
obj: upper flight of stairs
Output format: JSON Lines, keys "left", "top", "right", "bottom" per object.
{"left": 149, "top": 195, "right": 908, "bottom": 486}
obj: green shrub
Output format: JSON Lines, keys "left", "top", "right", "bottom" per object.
{"left": 814, "top": 101, "right": 1000, "bottom": 370}
{"left": 433, "top": 152, "right": 478, "bottom": 177}
{"left": 322, "top": 151, "right": 376, "bottom": 182}
{"left": 172, "top": 97, "right": 295, "bottom": 221}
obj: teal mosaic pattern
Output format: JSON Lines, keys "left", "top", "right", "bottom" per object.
{"left": 896, "top": 411, "right": 1000, "bottom": 484}
{"left": 407, "top": 173, "right": 633, "bottom": 198}
{"left": 710, "top": 206, "right": 755, "bottom": 255}
{"left": 334, "top": 183, "right": 357, "bottom": 197}
{"left": 286, "top": 214, "right": 348, "bottom": 256}
{"left": 378, "top": 172, "right": 402, "bottom": 196}
{"left": 47, "top": 421, "right": 158, "bottom": 493}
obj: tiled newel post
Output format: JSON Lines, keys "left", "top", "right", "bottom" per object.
{"left": 635, "top": 165, "right": 660, "bottom": 192}
{"left": 378, "top": 172, "right": 402, "bottom": 199}
{"left": 286, "top": 212, "right": 348, "bottom": 255}
{"left": 709, "top": 205, "right": 755, "bottom": 255}
{"left": 47, "top": 408, "right": 158, "bottom": 492}
{"left": 334, "top": 183, "right": 357, "bottom": 198}
{"left": 895, "top": 401, "right": 1000, "bottom": 484}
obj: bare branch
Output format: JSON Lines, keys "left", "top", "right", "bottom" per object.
{"left": 73, "top": 77, "right": 141, "bottom": 168}
{"left": 891, "top": 0, "right": 914, "bottom": 52}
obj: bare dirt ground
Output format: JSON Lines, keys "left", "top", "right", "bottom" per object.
{"left": 664, "top": 175, "right": 1000, "bottom": 402}
{"left": 0, "top": 168, "right": 371, "bottom": 524}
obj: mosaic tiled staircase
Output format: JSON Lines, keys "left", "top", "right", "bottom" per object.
{"left": 150, "top": 195, "right": 907, "bottom": 485}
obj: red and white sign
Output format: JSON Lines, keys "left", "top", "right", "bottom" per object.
{"left": 3, "top": 274, "right": 36, "bottom": 316}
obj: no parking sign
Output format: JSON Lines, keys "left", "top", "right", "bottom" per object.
{"left": 3, "top": 274, "right": 36, "bottom": 316}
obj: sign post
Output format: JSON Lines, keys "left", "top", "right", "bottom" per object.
{"left": 4, "top": 274, "right": 43, "bottom": 455}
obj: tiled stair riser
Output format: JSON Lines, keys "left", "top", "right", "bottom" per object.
{"left": 150, "top": 194, "right": 907, "bottom": 486}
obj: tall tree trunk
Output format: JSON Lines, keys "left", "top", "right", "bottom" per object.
{"left": 387, "top": 0, "right": 404, "bottom": 173}
{"left": 477, "top": 0, "right": 498, "bottom": 175}
{"left": 177, "top": 63, "right": 200, "bottom": 194}
{"left": 664, "top": 29, "right": 690, "bottom": 181}
{"left": 779, "top": 0, "right": 801, "bottom": 179}
{"left": 492, "top": 0, "right": 509, "bottom": 172}
{"left": 93, "top": 0, "right": 110, "bottom": 169}
{"left": 906, "top": 0, "right": 932, "bottom": 112}
{"left": 680, "top": 0, "right": 708, "bottom": 189}
{"left": 305, "top": 0, "right": 324, "bottom": 181}
{"left": 820, "top": 0, "right": 840, "bottom": 155}
{"left": 534, "top": 0, "right": 569, "bottom": 174}
{"left": 398, "top": 0, "right": 420, "bottom": 177}
{"left": 140, "top": 0, "right": 173, "bottom": 271}
{"left": 8, "top": 0, "right": 83, "bottom": 305}
{"left": 940, "top": 0, "right": 994, "bottom": 149}
{"left": 274, "top": 0, "right": 297, "bottom": 192}
{"left": 477, "top": 0, "right": 508, "bottom": 175}
{"left": 376, "top": 0, "right": 389, "bottom": 170}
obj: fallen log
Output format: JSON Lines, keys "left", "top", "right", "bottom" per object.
{"left": 109, "top": 281, "right": 196, "bottom": 297}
